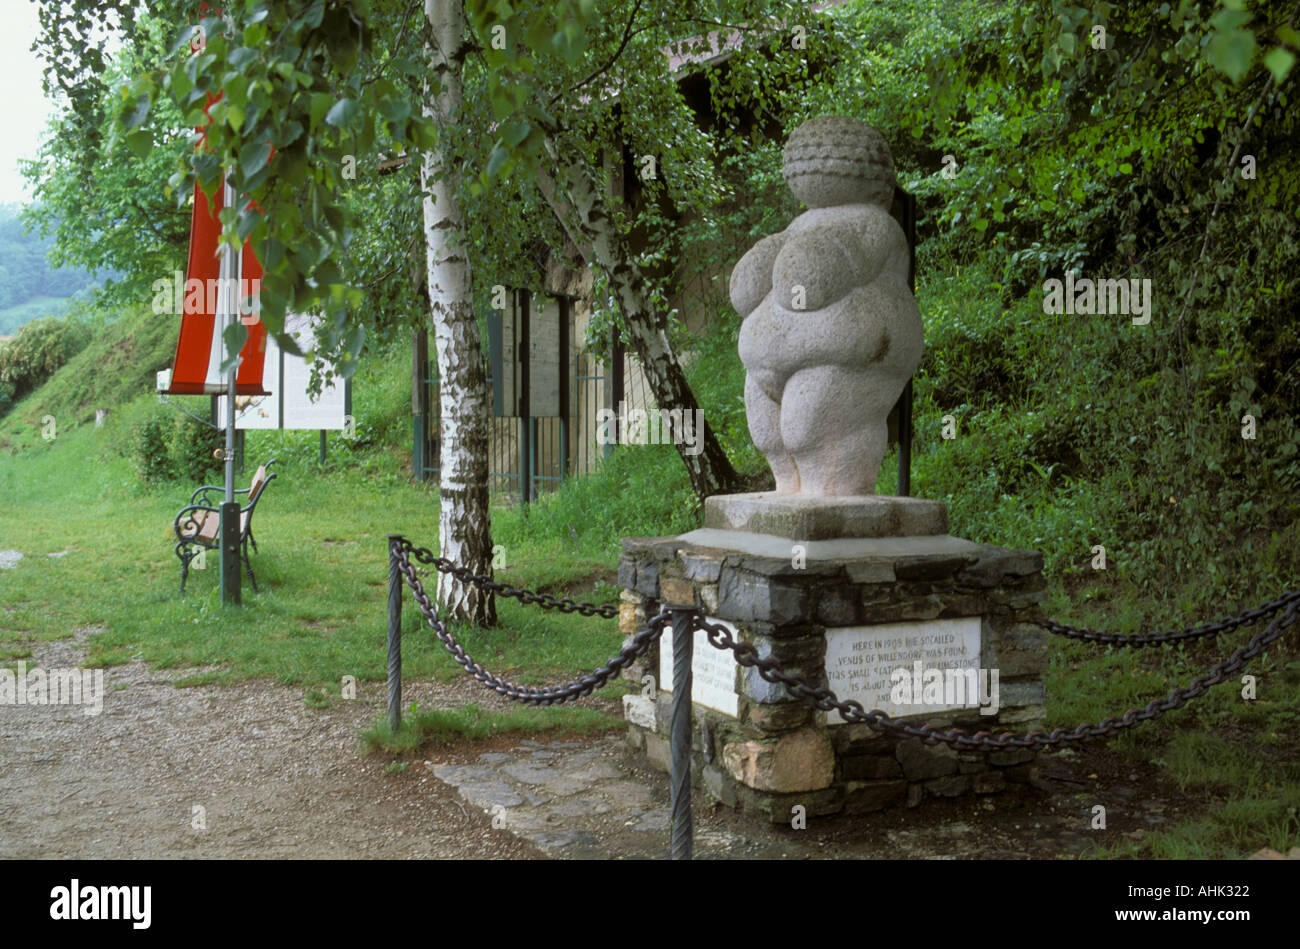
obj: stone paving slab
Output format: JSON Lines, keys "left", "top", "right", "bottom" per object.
{"left": 674, "top": 529, "right": 986, "bottom": 563}
{"left": 432, "top": 734, "right": 746, "bottom": 859}
{"left": 425, "top": 732, "right": 1174, "bottom": 860}
{"left": 432, "top": 733, "right": 1004, "bottom": 859}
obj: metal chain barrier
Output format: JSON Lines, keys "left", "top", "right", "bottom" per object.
{"left": 392, "top": 533, "right": 1300, "bottom": 739}
{"left": 398, "top": 537, "right": 620, "bottom": 618}
{"left": 391, "top": 537, "right": 667, "bottom": 706}
{"left": 1030, "top": 589, "right": 1300, "bottom": 647}
{"left": 690, "top": 597, "right": 1300, "bottom": 750}
{"left": 386, "top": 533, "right": 1299, "bottom": 858}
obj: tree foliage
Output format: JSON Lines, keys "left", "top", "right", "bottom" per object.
{"left": 22, "top": 13, "right": 188, "bottom": 312}
{"left": 785, "top": 0, "right": 1300, "bottom": 598}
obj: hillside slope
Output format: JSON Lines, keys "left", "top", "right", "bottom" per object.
{"left": 0, "top": 307, "right": 175, "bottom": 452}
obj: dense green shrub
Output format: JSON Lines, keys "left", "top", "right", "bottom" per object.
{"left": 168, "top": 413, "right": 222, "bottom": 485}
{"left": 0, "top": 315, "right": 91, "bottom": 407}
{"left": 131, "top": 402, "right": 221, "bottom": 484}
{"left": 133, "top": 408, "right": 173, "bottom": 483}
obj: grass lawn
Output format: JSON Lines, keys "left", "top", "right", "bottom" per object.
{"left": 0, "top": 413, "right": 630, "bottom": 736}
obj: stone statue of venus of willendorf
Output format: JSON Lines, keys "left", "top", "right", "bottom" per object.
{"left": 730, "top": 116, "right": 922, "bottom": 496}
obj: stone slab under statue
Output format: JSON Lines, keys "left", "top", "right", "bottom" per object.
{"left": 703, "top": 492, "right": 947, "bottom": 540}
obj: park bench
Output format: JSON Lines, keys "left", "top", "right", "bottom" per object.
{"left": 173, "top": 459, "right": 278, "bottom": 594}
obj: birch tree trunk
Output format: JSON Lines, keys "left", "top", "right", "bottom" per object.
{"left": 537, "top": 143, "right": 742, "bottom": 502}
{"left": 422, "top": 0, "right": 495, "bottom": 625}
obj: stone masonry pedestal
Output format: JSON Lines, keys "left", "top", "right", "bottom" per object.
{"left": 618, "top": 493, "right": 1049, "bottom": 822}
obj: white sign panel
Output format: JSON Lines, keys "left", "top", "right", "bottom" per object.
{"left": 529, "top": 295, "right": 561, "bottom": 417}
{"left": 824, "top": 617, "right": 982, "bottom": 723}
{"left": 217, "top": 314, "right": 347, "bottom": 430}
{"left": 500, "top": 298, "right": 517, "bottom": 415}
{"left": 659, "top": 617, "right": 740, "bottom": 717}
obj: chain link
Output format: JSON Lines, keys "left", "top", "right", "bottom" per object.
{"left": 396, "top": 537, "right": 620, "bottom": 618}
{"left": 390, "top": 534, "right": 1300, "bottom": 749}
{"left": 1031, "top": 589, "right": 1300, "bottom": 646}
{"left": 393, "top": 540, "right": 665, "bottom": 705}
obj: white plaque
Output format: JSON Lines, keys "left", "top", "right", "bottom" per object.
{"left": 218, "top": 314, "right": 346, "bottom": 430}
{"left": 659, "top": 617, "right": 740, "bottom": 717}
{"left": 529, "top": 295, "right": 561, "bottom": 417}
{"left": 280, "top": 346, "right": 346, "bottom": 429}
{"left": 824, "top": 617, "right": 982, "bottom": 723}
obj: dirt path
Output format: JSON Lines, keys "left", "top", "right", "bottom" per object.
{"left": 0, "top": 627, "right": 543, "bottom": 859}
{"left": 1, "top": 627, "right": 1214, "bottom": 861}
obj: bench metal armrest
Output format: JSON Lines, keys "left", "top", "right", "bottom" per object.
{"left": 191, "top": 484, "right": 250, "bottom": 507}
{"left": 174, "top": 504, "right": 220, "bottom": 545}
{"left": 190, "top": 484, "right": 220, "bottom": 505}
{"left": 195, "top": 460, "right": 277, "bottom": 508}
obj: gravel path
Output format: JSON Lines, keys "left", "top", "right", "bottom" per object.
{"left": 0, "top": 627, "right": 543, "bottom": 859}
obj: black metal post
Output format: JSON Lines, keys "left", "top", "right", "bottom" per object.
{"left": 220, "top": 501, "right": 241, "bottom": 605}
{"left": 386, "top": 535, "right": 403, "bottom": 733}
{"left": 894, "top": 185, "right": 917, "bottom": 498}
{"left": 559, "top": 296, "right": 570, "bottom": 485}
{"left": 518, "top": 291, "right": 532, "bottom": 503}
{"left": 898, "top": 379, "right": 913, "bottom": 497}
{"left": 220, "top": 177, "right": 240, "bottom": 605}
{"left": 669, "top": 607, "right": 695, "bottom": 860}
{"left": 609, "top": 334, "right": 624, "bottom": 459}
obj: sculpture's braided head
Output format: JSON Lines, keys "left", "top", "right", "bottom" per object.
{"left": 782, "top": 116, "right": 895, "bottom": 209}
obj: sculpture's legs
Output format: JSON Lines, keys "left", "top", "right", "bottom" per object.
{"left": 781, "top": 366, "right": 894, "bottom": 496}
{"left": 745, "top": 374, "right": 800, "bottom": 493}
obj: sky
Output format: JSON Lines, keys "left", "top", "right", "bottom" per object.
{"left": 0, "top": 1, "right": 58, "bottom": 206}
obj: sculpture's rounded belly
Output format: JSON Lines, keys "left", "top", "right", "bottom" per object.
{"left": 739, "top": 279, "right": 923, "bottom": 380}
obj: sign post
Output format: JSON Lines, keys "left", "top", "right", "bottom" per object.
{"left": 219, "top": 178, "right": 241, "bottom": 606}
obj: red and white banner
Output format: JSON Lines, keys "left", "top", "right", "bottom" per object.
{"left": 165, "top": 10, "right": 269, "bottom": 397}
{"left": 164, "top": 172, "right": 270, "bottom": 395}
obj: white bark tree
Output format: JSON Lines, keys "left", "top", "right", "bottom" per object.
{"left": 422, "top": 0, "right": 495, "bottom": 625}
